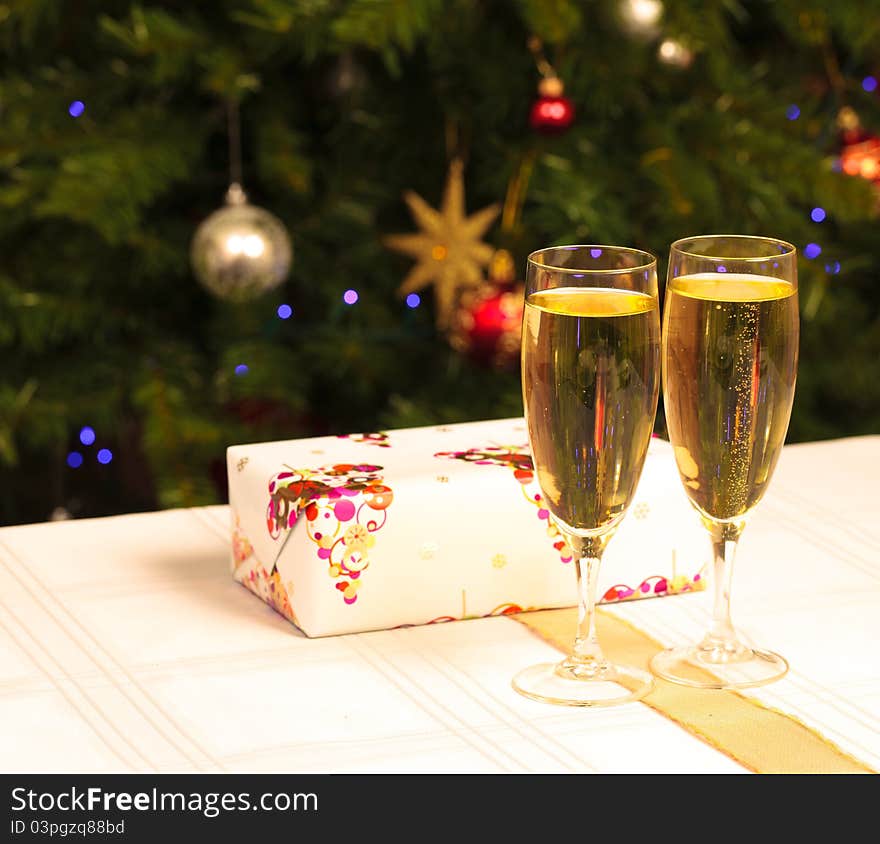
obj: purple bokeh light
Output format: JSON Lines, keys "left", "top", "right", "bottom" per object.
{"left": 343, "top": 289, "right": 359, "bottom": 305}
{"left": 804, "top": 243, "right": 822, "bottom": 259}
{"left": 68, "top": 100, "right": 85, "bottom": 117}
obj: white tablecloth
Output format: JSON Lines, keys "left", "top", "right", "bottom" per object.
{"left": 1, "top": 437, "right": 878, "bottom": 773}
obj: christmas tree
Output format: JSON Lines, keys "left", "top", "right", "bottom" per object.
{"left": 2, "top": 0, "right": 878, "bottom": 525}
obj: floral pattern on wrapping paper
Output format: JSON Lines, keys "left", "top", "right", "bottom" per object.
{"left": 396, "top": 602, "right": 528, "bottom": 628}
{"left": 337, "top": 432, "right": 390, "bottom": 448}
{"left": 434, "top": 444, "right": 574, "bottom": 564}
{"left": 602, "top": 572, "right": 703, "bottom": 603}
{"left": 266, "top": 462, "right": 393, "bottom": 605}
{"left": 232, "top": 513, "right": 298, "bottom": 625}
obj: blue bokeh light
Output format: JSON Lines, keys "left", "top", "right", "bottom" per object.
{"left": 277, "top": 303, "right": 292, "bottom": 320}
{"left": 67, "top": 451, "right": 84, "bottom": 469}
{"left": 97, "top": 448, "right": 113, "bottom": 465}
{"left": 234, "top": 364, "right": 249, "bottom": 376}
{"left": 825, "top": 261, "right": 841, "bottom": 275}
{"left": 786, "top": 104, "right": 800, "bottom": 121}
{"left": 343, "top": 289, "right": 359, "bottom": 305}
{"left": 405, "top": 293, "right": 421, "bottom": 308}
{"left": 810, "top": 207, "right": 826, "bottom": 223}
{"left": 804, "top": 243, "right": 822, "bottom": 259}
{"left": 68, "top": 100, "right": 85, "bottom": 117}
{"left": 863, "top": 76, "right": 878, "bottom": 93}
{"left": 79, "top": 426, "right": 96, "bottom": 446}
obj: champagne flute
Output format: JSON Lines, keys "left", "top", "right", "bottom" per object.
{"left": 515, "top": 245, "right": 661, "bottom": 706}
{"left": 651, "top": 235, "right": 799, "bottom": 689}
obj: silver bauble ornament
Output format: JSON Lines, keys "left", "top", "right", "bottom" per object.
{"left": 191, "top": 183, "right": 292, "bottom": 302}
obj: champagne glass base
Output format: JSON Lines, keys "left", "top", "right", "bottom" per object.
{"left": 512, "top": 660, "right": 654, "bottom": 707}
{"left": 650, "top": 645, "right": 788, "bottom": 690}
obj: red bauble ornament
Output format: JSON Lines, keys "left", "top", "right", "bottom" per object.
{"left": 448, "top": 250, "right": 524, "bottom": 369}
{"left": 841, "top": 136, "right": 880, "bottom": 182}
{"left": 837, "top": 107, "right": 880, "bottom": 185}
{"left": 529, "top": 76, "right": 575, "bottom": 134}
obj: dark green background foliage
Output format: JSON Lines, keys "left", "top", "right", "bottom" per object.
{"left": 2, "top": 1, "right": 878, "bottom": 524}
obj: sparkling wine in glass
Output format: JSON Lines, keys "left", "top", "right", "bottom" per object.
{"left": 515, "top": 245, "right": 661, "bottom": 706}
{"left": 650, "top": 235, "right": 799, "bottom": 689}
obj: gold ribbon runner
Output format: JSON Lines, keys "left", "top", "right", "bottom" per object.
{"left": 513, "top": 607, "right": 875, "bottom": 774}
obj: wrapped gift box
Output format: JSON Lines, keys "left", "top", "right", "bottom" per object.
{"left": 227, "top": 417, "right": 707, "bottom": 637}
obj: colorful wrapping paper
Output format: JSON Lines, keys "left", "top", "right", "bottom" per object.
{"left": 227, "top": 417, "right": 707, "bottom": 637}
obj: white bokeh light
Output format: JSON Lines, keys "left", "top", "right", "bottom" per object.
{"left": 619, "top": 0, "right": 663, "bottom": 38}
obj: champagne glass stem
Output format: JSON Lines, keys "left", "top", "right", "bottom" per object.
{"left": 512, "top": 521, "right": 654, "bottom": 702}
{"left": 702, "top": 519, "right": 745, "bottom": 655}
{"left": 651, "top": 511, "right": 788, "bottom": 687}
{"left": 569, "top": 533, "right": 610, "bottom": 666}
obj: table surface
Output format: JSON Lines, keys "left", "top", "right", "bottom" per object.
{"left": 1, "top": 436, "right": 878, "bottom": 774}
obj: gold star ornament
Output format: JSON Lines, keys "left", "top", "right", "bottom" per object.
{"left": 385, "top": 159, "right": 500, "bottom": 328}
